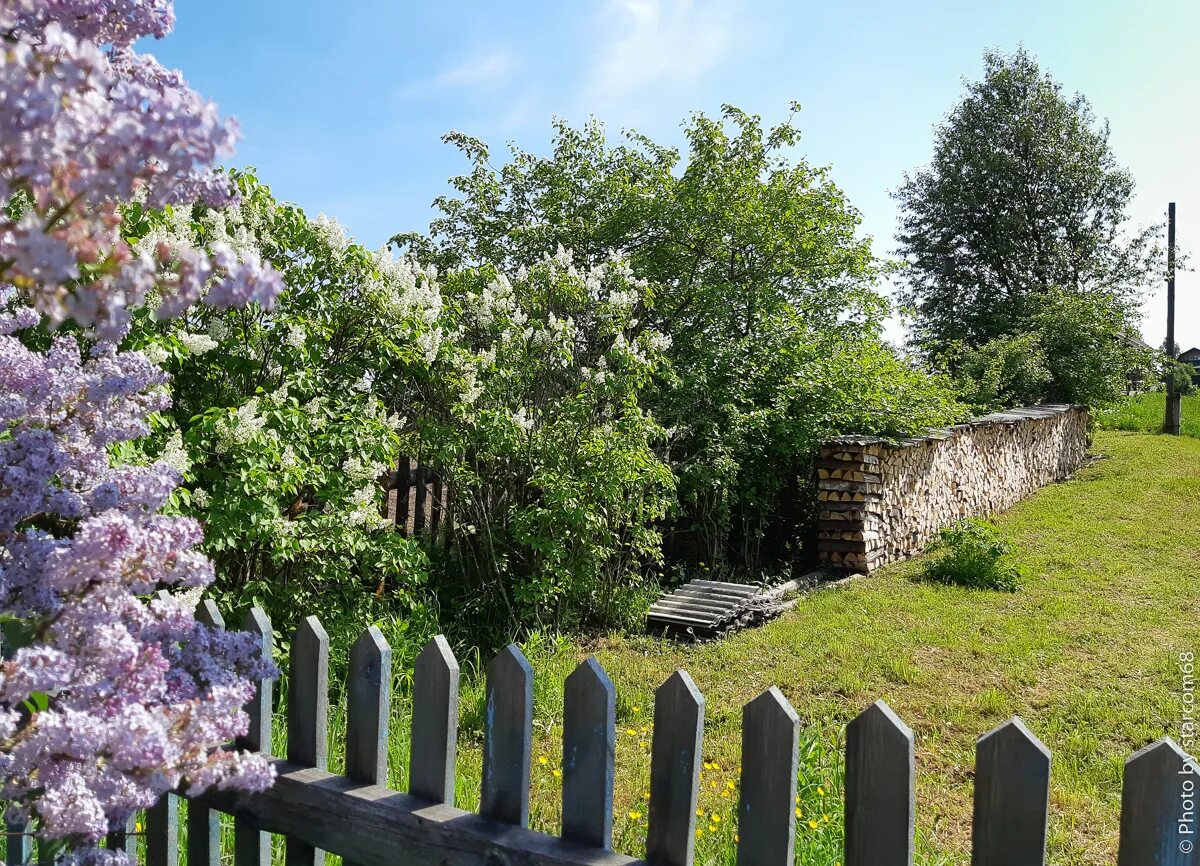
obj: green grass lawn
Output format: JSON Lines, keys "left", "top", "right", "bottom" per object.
{"left": 441, "top": 430, "right": 1199, "bottom": 866}
{"left": 1097, "top": 391, "right": 1200, "bottom": 437}
{"left": 135, "top": 429, "right": 1197, "bottom": 866}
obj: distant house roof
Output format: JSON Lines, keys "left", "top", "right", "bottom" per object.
{"left": 1179, "top": 347, "right": 1200, "bottom": 363}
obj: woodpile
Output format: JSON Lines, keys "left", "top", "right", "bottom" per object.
{"left": 816, "top": 405, "right": 1091, "bottom": 572}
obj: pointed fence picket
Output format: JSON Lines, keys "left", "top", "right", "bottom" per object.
{"left": 25, "top": 599, "right": 1191, "bottom": 866}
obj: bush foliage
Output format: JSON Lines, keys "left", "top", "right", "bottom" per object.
{"left": 922, "top": 520, "right": 1021, "bottom": 592}
{"left": 113, "top": 108, "right": 966, "bottom": 657}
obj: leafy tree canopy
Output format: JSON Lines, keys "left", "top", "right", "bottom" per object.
{"left": 894, "top": 48, "right": 1160, "bottom": 358}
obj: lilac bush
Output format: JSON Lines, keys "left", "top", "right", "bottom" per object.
{"left": 1, "top": 1, "right": 281, "bottom": 862}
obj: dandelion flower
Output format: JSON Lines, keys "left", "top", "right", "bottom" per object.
{"left": 628, "top": 810, "right": 643, "bottom": 820}
{"left": 817, "top": 786, "right": 825, "bottom": 797}
{"left": 808, "top": 820, "right": 819, "bottom": 830}
{"left": 632, "top": 706, "right": 642, "bottom": 714}
{"left": 711, "top": 814, "right": 721, "bottom": 823}
{"left": 696, "top": 829, "right": 704, "bottom": 839}
{"left": 538, "top": 756, "right": 548, "bottom": 765}
{"left": 795, "top": 808, "right": 803, "bottom": 818}
{"left": 552, "top": 769, "right": 562, "bottom": 779}
{"left": 822, "top": 814, "right": 830, "bottom": 824}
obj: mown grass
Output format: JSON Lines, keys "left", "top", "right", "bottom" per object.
{"left": 292, "top": 430, "right": 1199, "bottom": 866}
{"left": 1096, "top": 391, "right": 1200, "bottom": 437}
{"left": 12, "top": 431, "right": 1192, "bottom": 866}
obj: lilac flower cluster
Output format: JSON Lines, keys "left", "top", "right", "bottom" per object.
{"left": 1, "top": 0, "right": 282, "bottom": 338}
{"left": 1, "top": 1, "right": 280, "bottom": 861}
{"left": 0, "top": 306, "right": 277, "bottom": 860}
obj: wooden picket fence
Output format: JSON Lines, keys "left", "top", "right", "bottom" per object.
{"left": 6, "top": 603, "right": 1195, "bottom": 866}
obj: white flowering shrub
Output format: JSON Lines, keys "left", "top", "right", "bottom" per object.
{"left": 423, "top": 252, "right": 676, "bottom": 634}
{"left": 125, "top": 173, "right": 441, "bottom": 666}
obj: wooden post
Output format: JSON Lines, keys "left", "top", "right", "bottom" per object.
{"left": 480, "top": 645, "right": 534, "bottom": 827}
{"left": 647, "top": 670, "right": 704, "bottom": 866}
{"left": 286, "top": 616, "right": 329, "bottom": 866}
{"left": 1118, "top": 738, "right": 1200, "bottom": 866}
{"left": 845, "top": 700, "right": 915, "bottom": 866}
{"left": 5, "top": 817, "right": 31, "bottom": 866}
{"left": 1166, "top": 202, "right": 1181, "bottom": 435}
{"left": 409, "top": 636, "right": 461, "bottom": 804}
{"left": 971, "top": 718, "right": 1051, "bottom": 866}
{"left": 395, "top": 456, "right": 411, "bottom": 535}
{"left": 189, "top": 600, "right": 226, "bottom": 866}
{"left": 737, "top": 687, "right": 799, "bottom": 866}
{"left": 561, "top": 657, "right": 616, "bottom": 850}
{"left": 345, "top": 626, "right": 391, "bottom": 866}
{"left": 234, "top": 607, "right": 273, "bottom": 866}
{"left": 146, "top": 796, "right": 179, "bottom": 866}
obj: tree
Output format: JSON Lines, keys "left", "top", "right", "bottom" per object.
{"left": 894, "top": 48, "right": 1160, "bottom": 359}
{"left": 397, "top": 107, "right": 963, "bottom": 570}
{"left": 947, "top": 288, "right": 1153, "bottom": 410}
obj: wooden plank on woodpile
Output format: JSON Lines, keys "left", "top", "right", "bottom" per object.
{"left": 845, "top": 700, "right": 914, "bottom": 866}
{"left": 971, "top": 718, "right": 1050, "bottom": 866}
{"left": 647, "top": 671, "right": 704, "bottom": 866}
{"left": 562, "top": 657, "right": 616, "bottom": 850}
{"left": 737, "top": 687, "right": 799, "bottom": 866}
{"left": 481, "top": 645, "right": 534, "bottom": 827}
{"left": 286, "top": 615, "right": 329, "bottom": 866}
{"left": 409, "top": 635, "right": 460, "bottom": 805}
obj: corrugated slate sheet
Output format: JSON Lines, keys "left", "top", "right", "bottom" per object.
{"left": 647, "top": 579, "right": 764, "bottom": 636}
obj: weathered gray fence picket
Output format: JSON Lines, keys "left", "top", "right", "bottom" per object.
{"left": 18, "top": 602, "right": 1192, "bottom": 866}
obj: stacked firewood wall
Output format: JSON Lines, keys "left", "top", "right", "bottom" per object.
{"left": 817, "top": 405, "right": 1091, "bottom": 573}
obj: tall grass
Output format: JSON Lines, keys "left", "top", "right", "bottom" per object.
{"left": 1095, "top": 391, "right": 1200, "bottom": 437}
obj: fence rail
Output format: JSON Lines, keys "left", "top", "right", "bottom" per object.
{"left": 12, "top": 603, "right": 1195, "bottom": 866}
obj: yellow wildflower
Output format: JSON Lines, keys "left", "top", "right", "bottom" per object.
{"left": 538, "top": 755, "right": 548, "bottom": 765}
{"left": 696, "top": 829, "right": 704, "bottom": 839}
{"left": 817, "top": 786, "right": 825, "bottom": 797}
{"left": 808, "top": 820, "right": 819, "bottom": 830}
{"left": 625, "top": 728, "right": 637, "bottom": 736}
{"left": 795, "top": 807, "right": 803, "bottom": 818}
{"left": 720, "top": 789, "right": 731, "bottom": 798}
{"left": 552, "top": 768, "right": 562, "bottom": 779}
{"left": 696, "top": 809, "right": 706, "bottom": 818}
{"left": 632, "top": 706, "right": 641, "bottom": 714}
{"left": 822, "top": 814, "right": 830, "bottom": 824}
{"left": 628, "top": 810, "right": 643, "bottom": 820}
{"left": 711, "top": 814, "right": 721, "bottom": 823}
{"left": 708, "top": 825, "right": 717, "bottom": 834}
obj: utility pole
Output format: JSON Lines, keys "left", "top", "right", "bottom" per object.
{"left": 1165, "top": 202, "right": 1181, "bottom": 435}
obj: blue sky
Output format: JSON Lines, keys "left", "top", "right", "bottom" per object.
{"left": 149, "top": 0, "right": 1199, "bottom": 349}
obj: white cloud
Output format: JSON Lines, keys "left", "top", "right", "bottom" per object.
{"left": 585, "top": 0, "right": 741, "bottom": 107}
{"left": 401, "top": 50, "right": 515, "bottom": 97}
